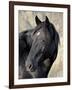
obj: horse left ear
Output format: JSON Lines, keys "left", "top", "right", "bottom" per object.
{"left": 45, "top": 16, "right": 50, "bottom": 24}
{"left": 35, "top": 16, "right": 41, "bottom": 25}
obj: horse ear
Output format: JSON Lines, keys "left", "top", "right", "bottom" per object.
{"left": 45, "top": 16, "right": 50, "bottom": 24}
{"left": 35, "top": 16, "right": 41, "bottom": 25}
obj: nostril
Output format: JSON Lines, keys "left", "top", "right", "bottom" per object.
{"left": 29, "top": 64, "right": 32, "bottom": 69}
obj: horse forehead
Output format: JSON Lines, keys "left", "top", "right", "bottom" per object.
{"left": 36, "top": 31, "right": 40, "bottom": 36}
{"left": 34, "top": 30, "right": 45, "bottom": 39}
{"left": 32, "top": 24, "right": 51, "bottom": 41}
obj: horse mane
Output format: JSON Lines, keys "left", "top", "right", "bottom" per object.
{"left": 46, "top": 21, "right": 60, "bottom": 62}
{"left": 50, "top": 23, "right": 60, "bottom": 46}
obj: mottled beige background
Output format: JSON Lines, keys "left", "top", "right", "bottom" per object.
{"left": 18, "top": 10, "right": 63, "bottom": 77}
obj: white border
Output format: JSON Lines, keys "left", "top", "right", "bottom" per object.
{"left": 14, "top": 5, "right": 68, "bottom": 85}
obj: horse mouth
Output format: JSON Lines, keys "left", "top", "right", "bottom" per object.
{"left": 30, "top": 68, "right": 35, "bottom": 72}
{"left": 28, "top": 68, "right": 36, "bottom": 72}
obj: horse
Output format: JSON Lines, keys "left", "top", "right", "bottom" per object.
{"left": 19, "top": 16, "right": 60, "bottom": 79}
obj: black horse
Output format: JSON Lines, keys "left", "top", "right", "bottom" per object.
{"left": 19, "top": 16, "right": 60, "bottom": 79}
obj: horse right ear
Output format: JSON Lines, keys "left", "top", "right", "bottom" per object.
{"left": 45, "top": 16, "right": 50, "bottom": 24}
{"left": 35, "top": 16, "right": 41, "bottom": 25}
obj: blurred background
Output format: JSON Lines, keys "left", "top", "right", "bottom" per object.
{"left": 18, "top": 10, "right": 63, "bottom": 77}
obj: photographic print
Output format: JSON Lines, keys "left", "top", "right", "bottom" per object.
{"left": 19, "top": 10, "right": 62, "bottom": 79}
{"left": 9, "top": 1, "right": 70, "bottom": 88}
